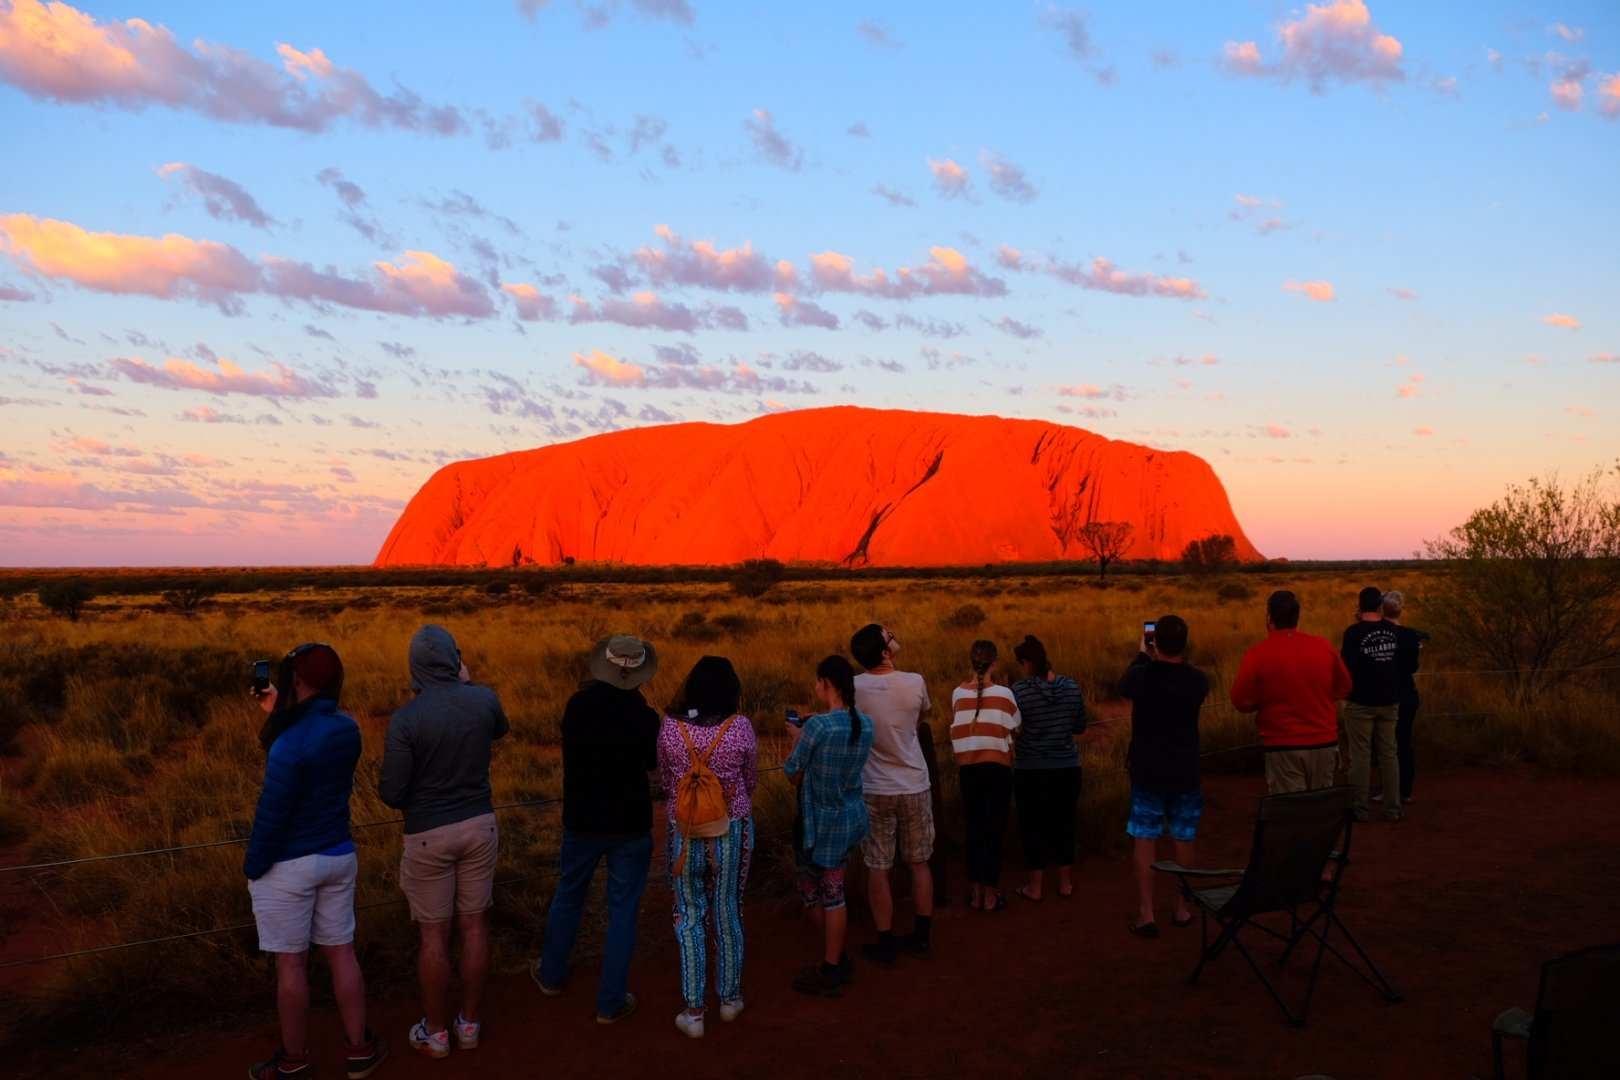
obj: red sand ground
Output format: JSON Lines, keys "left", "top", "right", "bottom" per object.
{"left": 21, "top": 766, "right": 1620, "bottom": 1080}
{"left": 374, "top": 407, "right": 1262, "bottom": 568}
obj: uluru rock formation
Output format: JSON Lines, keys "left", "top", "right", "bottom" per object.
{"left": 375, "top": 407, "right": 1261, "bottom": 567}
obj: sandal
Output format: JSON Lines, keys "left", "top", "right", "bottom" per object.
{"left": 1172, "top": 912, "right": 1194, "bottom": 928}
{"left": 1130, "top": 921, "right": 1160, "bottom": 939}
{"left": 986, "top": 892, "right": 1007, "bottom": 913}
{"left": 1014, "top": 886, "right": 1043, "bottom": 903}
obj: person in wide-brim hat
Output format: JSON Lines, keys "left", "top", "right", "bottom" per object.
{"left": 589, "top": 634, "right": 659, "bottom": 689}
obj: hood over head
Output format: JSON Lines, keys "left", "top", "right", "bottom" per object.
{"left": 410, "top": 624, "right": 463, "bottom": 690}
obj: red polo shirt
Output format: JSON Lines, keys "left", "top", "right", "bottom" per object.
{"left": 1230, "top": 629, "right": 1353, "bottom": 750}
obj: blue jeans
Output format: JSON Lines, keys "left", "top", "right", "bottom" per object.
{"left": 538, "top": 830, "right": 652, "bottom": 1016}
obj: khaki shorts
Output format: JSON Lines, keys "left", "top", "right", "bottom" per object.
{"left": 861, "top": 791, "right": 935, "bottom": 870}
{"left": 400, "top": 813, "right": 499, "bottom": 922}
{"left": 248, "top": 851, "right": 358, "bottom": 953}
{"left": 1264, "top": 747, "right": 1339, "bottom": 794}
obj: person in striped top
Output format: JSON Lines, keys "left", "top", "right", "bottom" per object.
{"left": 949, "top": 640, "right": 1021, "bottom": 911}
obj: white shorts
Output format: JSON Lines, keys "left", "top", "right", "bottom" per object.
{"left": 248, "top": 852, "right": 359, "bottom": 953}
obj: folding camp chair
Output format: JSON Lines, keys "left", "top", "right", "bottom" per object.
{"left": 1492, "top": 943, "right": 1620, "bottom": 1079}
{"left": 1153, "top": 785, "right": 1401, "bottom": 1027}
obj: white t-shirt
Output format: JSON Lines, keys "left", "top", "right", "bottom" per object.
{"left": 854, "top": 670, "right": 933, "bottom": 796}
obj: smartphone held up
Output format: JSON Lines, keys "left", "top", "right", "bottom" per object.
{"left": 1143, "top": 621, "right": 1157, "bottom": 651}
{"left": 251, "top": 659, "right": 273, "bottom": 697}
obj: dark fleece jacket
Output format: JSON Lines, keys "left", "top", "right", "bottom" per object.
{"left": 380, "top": 625, "right": 510, "bottom": 835}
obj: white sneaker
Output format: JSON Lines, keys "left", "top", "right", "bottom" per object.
{"left": 453, "top": 1014, "right": 480, "bottom": 1050}
{"left": 718, "top": 999, "right": 745, "bottom": 1022}
{"left": 674, "top": 1011, "right": 705, "bottom": 1039}
{"left": 409, "top": 1020, "right": 449, "bottom": 1059}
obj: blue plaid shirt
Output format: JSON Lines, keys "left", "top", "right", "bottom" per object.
{"left": 784, "top": 708, "right": 873, "bottom": 869}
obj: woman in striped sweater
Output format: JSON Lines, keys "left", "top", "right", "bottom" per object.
{"left": 950, "top": 640, "right": 1022, "bottom": 912}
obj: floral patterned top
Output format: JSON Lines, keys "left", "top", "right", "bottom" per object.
{"left": 656, "top": 713, "right": 759, "bottom": 822}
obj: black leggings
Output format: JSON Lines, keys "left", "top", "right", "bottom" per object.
{"left": 1397, "top": 689, "right": 1419, "bottom": 800}
{"left": 1015, "top": 767, "right": 1081, "bottom": 870}
{"left": 959, "top": 763, "right": 1013, "bottom": 887}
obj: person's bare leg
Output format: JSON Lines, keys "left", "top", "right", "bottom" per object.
{"left": 275, "top": 951, "right": 311, "bottom": 1056}
{"left": 321, "top": 942, "right": 368, "bottom": 1047}
{"left": 867, "top": 867, "right": 894, "bottom": 932}
{"left": 1056, "top": 864, "right": 1073, "bottom": 897}
{"left": 909, "top": 860, "right": 934, "bottom": 917}
{"left": 824, "top": 906, "right": 847, "bottom": 965}
{"left": 1022, "top": 868, "right": 1043, "bottom": 901}
{"left": 417, "top": 920, "right": 452, "bottom": 1032}
{"left": 457, "top": 911, "right": 490, "bottom": 1024}
{"left": 1133, "top": 839, "right": 1157, "bottom": 927}
{"left": 1171, "top": 841, "right": 1196, "bottom": 922}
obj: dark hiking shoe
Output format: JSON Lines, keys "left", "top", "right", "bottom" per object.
{"left": 596, "top": 991, "right": 639, "bottom": 1024}
{"left": 792, "top": 964, "right": 844, "bottom": 997}
{"left": 345, "top": 1029, "right": 388, "bottom": 1079}
{"left": 248, "top": 1049, "right": 310, "bottom": 1080}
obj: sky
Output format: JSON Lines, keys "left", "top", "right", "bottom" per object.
{"left": 1, "top": 0, "right": 1617, "bottom": 566}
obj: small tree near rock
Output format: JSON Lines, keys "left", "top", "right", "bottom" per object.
{"left": 1076, "top": 521, "right": 1134, "bottom": 579}
{"left": 1181, "top": 535, "right": 1238, "bottom": 574}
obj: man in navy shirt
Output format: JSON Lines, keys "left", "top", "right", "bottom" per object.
{"left": 1341, "top": 587, "right": 1402, "bottom": 822}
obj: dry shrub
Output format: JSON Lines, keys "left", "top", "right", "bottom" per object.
{"left": 942, "top": 603, "right": 987, "bottom": 629}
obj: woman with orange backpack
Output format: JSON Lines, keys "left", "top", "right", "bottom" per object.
{"left": 656, "top": 656, "right": 758, "bottom": 1039}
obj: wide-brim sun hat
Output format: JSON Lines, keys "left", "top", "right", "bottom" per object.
{"left": 589, "top": 634, "right": 658, "bottom": 689}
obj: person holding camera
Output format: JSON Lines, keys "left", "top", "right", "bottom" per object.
{"left": 783, "top": 655, "right": 874, "bottom": 997}
{"left": 245, "top": 643, "right": 387, "bottom": 1080}
{"left": 533, "top": 634, "right": 661, "bottom": 1025}
{"left": 379, "top": 625, "right": 509, "bottom": 1059}
{"left": 1119, "top": 616, "right": 1209, "bottom": 938}
{"left": 656, "top": 656, "right": 758, "bottom": 1038}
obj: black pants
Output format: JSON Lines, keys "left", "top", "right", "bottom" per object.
{"left": 959, "top": 763, "right": 1013, "bottom": 887}
{"left": 1015, "top": 766, "right": 1081, "bottom": 870}
{"left": 1397, "top": 689, "right": 1419, "bottom": 800}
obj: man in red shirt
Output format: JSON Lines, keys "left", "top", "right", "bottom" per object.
{"left": 1230, "top": 591, "right": 1353, "bottom": 793}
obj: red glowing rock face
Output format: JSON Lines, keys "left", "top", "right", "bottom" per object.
{"left": 375, "top": 406, "right": 1262, "bottom": 567}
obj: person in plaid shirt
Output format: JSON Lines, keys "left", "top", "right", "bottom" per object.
{"left": 784, "top": 655, "right": 874, "bottom": 997}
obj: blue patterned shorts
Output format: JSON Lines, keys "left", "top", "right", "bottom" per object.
{"left": 1127, "top": 788, "right": 1202, "bottom": 842}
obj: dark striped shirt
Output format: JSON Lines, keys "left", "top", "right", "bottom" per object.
{"left": 1010, "top": 674, "right": 1087, "bottom": 770}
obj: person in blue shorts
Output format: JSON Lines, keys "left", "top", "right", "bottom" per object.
{"left": 1118, "top": 615, "right": 1209, "bottom": 939}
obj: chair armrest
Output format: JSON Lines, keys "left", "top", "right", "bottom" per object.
{"left": 1492, "top": 1007, "right": 1532, "bottom": 1039}
{"left": 1150, "top": 860, "right": 1245, "bottom": 877}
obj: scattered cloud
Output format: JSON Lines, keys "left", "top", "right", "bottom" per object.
{"left": 894, "top": 313, "right": 965, "bottom": 339}
{"left": 1550, "top": 74, "right": 1583, "bottom": 111}
{"left": 1565, "top": 404, "right": 1594, "bottom": 417}
{"left": 0, "top": 281, "right": 32, "bottom": 301}
{"left": 1396, "top": 373, "right": 1424, "bottom": 398}
{"left": 528, "top": 101, "right": 565, "bottom": 141}
{"left": 1386, "top": 286, "right": 1418, "bottom": 301}
{"left": 846, "top": 120, "right": 871, "bottom": 137}
{"left": 157, "top": 163, "right": 275, "bottom": 228}
{"left": 928, "top": 157, "right": 971, "bottom": 198}
{"left": 979, "top": 150, "right": 1038, "bottom": 203}
{"left": 1056, "top": 383, "right": 1128, "bottom": 400}
{"left": 567, "top": 291, "right": 721, "bottom": 333}
{"left": 1601, "top": 74, "right": 1620, "bottom": 119}
{"left": 1283, "top": 279, "right": 1336, "bottom": 302}
{"left": 1056, "top": 403, "right": 1117, "bottom": 420}
{"left": 113, "top": 355, "right": 333, "bottom": 397}
{"left": 634, "top": 224, "right": 795, "bottom": 292}
{"left": 315, "top": 167, "right": 391, "bottom": 245}
{"left": 779, "top": 349, "right": 842, "bottom": 372}
{"left": 1412, "top": 425, "right": 1434, "bottom": 437}
{"left": 1587, "top": 353, "right": 1617, "bottom": 364}
{"left": 808, "top": 246, "right": 1006, "bottom": 299}
{"left": 573, "top": 349, "right": 645, "bottom": 386}
{"left": 378, "top": 340, "right": 416, "bottom": 358}
{"left": 855, "top": 20, "right": 900, "bottom": 49}
{"left": 1222, "top": 0, "right": 1404, "bottom": 91}
{"left": 989, "top": 316, "right": 1043, "bottom": 339}
{"left": 1170, "top": 354, "right": 1220, "bottom": 366}
{"left": 1012, "top": 251, "right": 1204, "bottom": 301}
{"left": 1542, "top": 312, "right": 1580, "bottom": 330}
{"left": 745, "top": 108, "right": 803, "bottom": 171}
{"left": 872, "top": 184, "right": 917, "bottom": 208}
{"left": 1549, "top": 23, "right": 1584, "bottom": 44}
{"left": 517, "top": 0, "right": 694, "bottom": 27}
{"left": 1261, "top": 422, "right": 1293, "bottom": 438}
{"left": 501, "top": 282, "right": 557, "bottom": 321}
{"left": 774, "top": 292, "right": 840, "bottom": 329}
{"left": 0, "top": 0, "right": 468, "bottom": 134}
{"left": 0, "top": 214, "right": 493, "bottom": 317}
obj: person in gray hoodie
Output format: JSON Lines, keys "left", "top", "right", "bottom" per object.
{"left": 380, "top": 625, "right": 509, "bottom": 1059}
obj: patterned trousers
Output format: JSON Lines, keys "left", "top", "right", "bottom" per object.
{"left": 669, "top": 816, "right": 753, "bottom": 1011}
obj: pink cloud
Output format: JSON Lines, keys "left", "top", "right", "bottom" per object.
{"left": 745, "top": 108, "right": 802, "bottom": 171}
{"left": 1566, "top": 404, "right": 1594, "bottom": 417}
{"left": 634, "top": 225, "right": 795, "bottom": 292}
{"left": 66, "top": 435, "right": 142, "bottom": 457}
{"left": 1171, "top": 354, "right": 1220, "bottom": 366}
{"left": 1412, "top": 426, "right": 1434, "bottom": 437}
{"left": 157, "top": 163, "right": 275, "bottom": 228}
{"left": 1550, "top": 76, "right": 1583, "bottom": 111}
{"left": 928, "top": 158, "right": 970, "bottom": 198}
{"left": 995, "top": 244, "right": 1024, "bottom": 270}
{"left": 0, "top": 281, "right": 33, "bottom": 301}
{"left": 1386, "top": 286, "right": 1418, "bottom": 301}
{"left": 567, "top": 291, "right": 716, "bottom": 333}
{"left": 1037, "top": 254, "right": 1204, "bottom": 300}
{"left": 1396, "top": 373, "right": 1424, "bottom": 398}
{"left": 501, "top": 282, "right": 556, "bottom": 321}
{"left": 111, "top": 354, "right": 333, "bottom": 397}
{"left": 1, "top": 214, "right": 492, "bottom": 317}
{"left": 1223, "top": 0, "right": 1403, "bottom": 90}
{"left": 1263, "top": 423, "right": 1293, "bottom": 438}
{"left": 1056, "top": 404, "right": 1117, "bottom": 420}
{"left": 1589, "top": 352, "right": 1618, "bottom": 364}
{"left": 1542, "top": 312, "right": 1581, "bottom": 330}
{"left": 774, "top": 292, "right": 840, "bottom": 329}
{"left": 1283, "top": 279, "right": 1336, "bottom": 302}
{"left": 1550, "top": 23, "right": 1584, "bottom": 44}
{"left": 1600, "top": 74, "right": 1620, "bottom": 119}
{"left": 808, "top": 246, "right": 1006, "bottom": 300}
{"left": 573, "top": 349, "right": 646, "bottom": 387}
{"left": 1055, "top": 383, "right": 1127, "bottom": 400}
{"left": 0, "top": 0, "right": 466, "bottom": 134}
